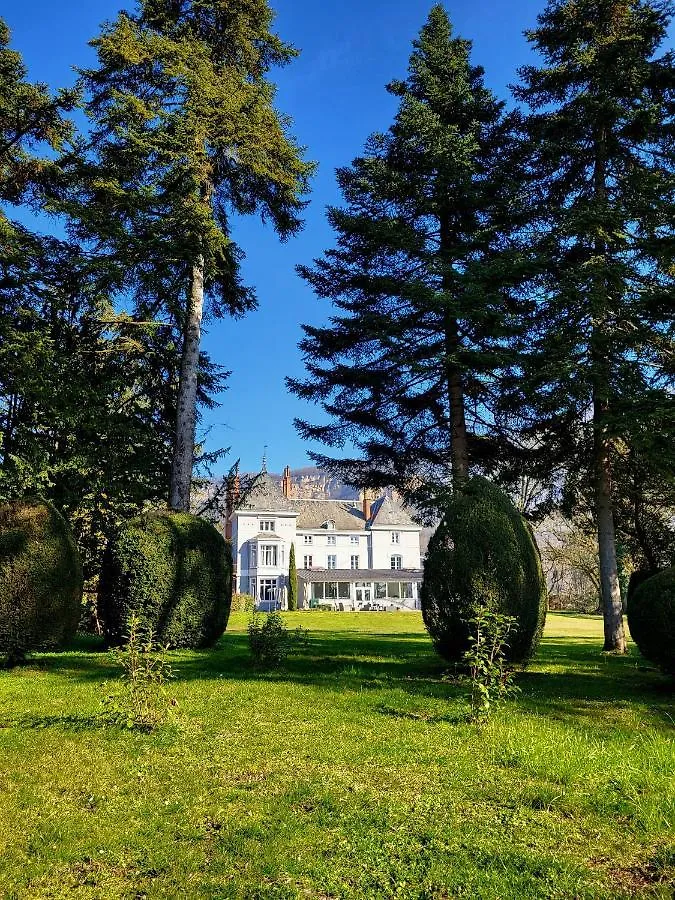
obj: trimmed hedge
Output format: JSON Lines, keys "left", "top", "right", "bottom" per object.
{"left": 0, "top": 498, "right": 82, "bottom": 663}
{"left": 421, "top": 478, "right": 547, "bottom": 664}
{"left": 627, "top": 567, "right": 674, "bottom": 676}
{"left": 99, "top": 511, "right": 232, "bottom": 648}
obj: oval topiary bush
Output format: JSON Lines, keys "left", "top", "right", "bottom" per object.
{"left": 627, "top": 567, "right": 675, "bottom": 676}
{"left": 421, "top": 478, "right": 547, "bottom": 664}
{"left": 98, "top": 511, "right": 232, "bottom": 648}
{"left": 0, "top": 498, "right": 82, "bottom": 664}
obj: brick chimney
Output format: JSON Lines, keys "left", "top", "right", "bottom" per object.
{"left": 282, "top": 465, "right": 292, "bottom": 499}
{"left": 362, "top": 488, "right": 373, "bottom": 523}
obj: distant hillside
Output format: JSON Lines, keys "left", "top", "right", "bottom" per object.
{"left": 268, "top": 467, "right": 357, "bottom": 500}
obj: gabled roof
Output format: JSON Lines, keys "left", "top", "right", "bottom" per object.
{"left": 290, "top": 499, "right": 367, "bottom": 531}
{"left": 369, "top": 494, "right": 418, "bottom": 528}
{"left": 235, "top": 473, "right": 296, "bottom": 514}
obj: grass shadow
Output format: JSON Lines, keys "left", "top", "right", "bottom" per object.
{"left": 2, "top": 713, "right": 102, "bottom": 732}
{"left": 376, "top": 703, "right": 468, "bottom": 725}
{"left": 13, "top": 625, "right": 674, "bottom": 732}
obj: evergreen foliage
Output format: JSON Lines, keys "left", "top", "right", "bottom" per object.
{"left": 0, "top": 18, "right": 75, "bottom": 241}
{"left": 503, "top": 0, "right": 675, "bottom": 651}
{"left": 0, "top": 498, "right": 82, "bottom": 665}
{"left": 1, "top": 23, "right": 180, "bottom": 591}
{"left": 627, "top": 567, "right": 675, "bottom": 676}
{"left": 70, "top": 0, "right": 313, "bottom": 511}
{"left": 289, "top": 6, "right": 521, "bottom": 490}
{"left": 421, "top": 478, "right": 547, "bottom": 664}
{"left": 288, "top": 542, "right": 298, "bottom": 611}
{"left": 98, "top": 511, "right": 232, "bottom": 649}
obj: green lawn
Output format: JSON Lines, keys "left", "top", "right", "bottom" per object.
{"left": 0, "top": 612, "right": 673, "bottom": 899}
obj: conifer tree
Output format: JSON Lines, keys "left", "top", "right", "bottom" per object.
{"left": 71, "top": 0, "right": 312, "bottom": 511}
{"left": 287, "top": 542, "right": 297, "bottom": 611}
{"left": 289, "top": 6, "right": 521, "bottom": 493}
{"left": 0, "top": 17, "right": 75, "bottom": 238}
{"left": 507, "top": 0, "right": 675, "bottom": 651}
{"left": 0, "top": 21, "right": 179, "bottom": 588}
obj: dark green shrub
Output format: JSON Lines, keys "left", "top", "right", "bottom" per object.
{"left": 627, "top": 568, "right": 660, "bottom": 606}
{"left": 288, "top": 543, "right": 298, "bottom": 611}
{"left": 247, "top": 611, "right": 308, "bottom": 668}
{"left": 231, "top": 592, "right": 256, "bottom": 613}
{"left": 627, "top": 567, "right": 675, "bottom": 676}
{"left": 99, "top": 511, "right": 232, "bottom": 648}
{"left": 0, "top": 498, "right": 82, "bottom": 664}
{"left": 421, "top": 478, "right": 547, "bottom": 664}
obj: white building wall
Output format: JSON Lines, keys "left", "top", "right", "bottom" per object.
{"left": 296, "top": 530, "right": 366, "bottom": 570}
{"left": 370, "top": 528, "right": 421, "bottom": 570}
{"left": 234, "top": 511, "right": 297, "bottom": 594}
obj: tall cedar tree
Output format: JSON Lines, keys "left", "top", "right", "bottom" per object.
{"left": 508, "top": 0, "right": 675, "bottom": 651}
{"left": 1, "top": 16, "right": 75, "bottom": 472}
{"left": 289, "top": 6, "right": 521, "bottom": 493}
{"left": 1, "top": 21, "right": 185, "bottom": 590}
{"left": 73, "top": 0, "right": 312, "bottom": 511}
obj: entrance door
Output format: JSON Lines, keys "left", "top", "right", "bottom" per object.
{"left": 355, "top": 587, "right": 371, "bottom": 608}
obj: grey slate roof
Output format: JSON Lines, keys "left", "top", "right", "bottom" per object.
{"left": 369, "top": 494, "right": 418, "bottom": 528}
{"left": 236, "top": 473, "right": 296, "bottom": 513}
{"left": 289, "top": 499, "right": 367, "bottom": 530}
{"left": 297, "top": 568, "right": 423, "bottom": 582}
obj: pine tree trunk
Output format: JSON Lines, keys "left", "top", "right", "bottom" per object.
{"left": 440, "top": 215, "right": 469, "bottom": 486}
{"left": 594, "top": 414, "right": 626, "bottom": 652}
{"left": 446, "top": 322, "right": 470, "bottom": 484}
{"left": 169, "top": 255, "right": 205, "bottom": 512}
{"left": 589, "top": 127, "right": 626, "bottom": 652}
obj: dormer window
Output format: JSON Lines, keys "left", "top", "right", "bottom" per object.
{"left": 322, "top": 520, "right": 336, "bottom": 530}
{"left": 259, "top": 519, "right": 275, "bottom": 532}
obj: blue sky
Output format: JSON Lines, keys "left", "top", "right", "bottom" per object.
{"left": 6, "top": 0, "right": 557, "bottom": 474}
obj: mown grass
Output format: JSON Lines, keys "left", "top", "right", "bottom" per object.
{"left": 0, "top": 612, "right": 673, "bottom": 899}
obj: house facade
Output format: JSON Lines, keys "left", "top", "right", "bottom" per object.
{"left": 228, "top": 467, "right": 423, "bottom": 611}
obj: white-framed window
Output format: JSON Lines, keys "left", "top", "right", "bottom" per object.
{"left": 259, "top": 578, "right": 278, "bottom": 605}
{"left": 250, "top": 545, "right": 257, "bottom": 567}
{"left": 391, "top": 555, "right": 402, "bottom": 570}
{"left": 327, "top": 555, "right": 337, "bottom": 569}
{"left": 350, "top": 535, "right": 359, "bottom": 545}
{"left": 323, "top": 520, "right": 336, "bottom": 530}
{"left": 327, "top": 535, "right": 337, "bottom": 546}
{"left": 304, "top": 555, "right": 313, "bottom": 568}
{"left": 350, "top": 555, "right": 359, "bottom": 570}
{"left": 304, "top": 534, "right": 313, "bottom": 544}
{"left": 260, "top": 544, "right": 278, "bottom": 566}
{"left": 259, "top": 519, "right": 275, "bottom": 532}
{"left": 391, "top": 531, "right": 400, "bottom": 544}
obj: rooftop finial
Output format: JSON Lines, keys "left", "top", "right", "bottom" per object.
{"left": 261, "top": 445, "right": 268, "bottom": 474}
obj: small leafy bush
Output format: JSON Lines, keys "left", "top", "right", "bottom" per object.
{"left": 99, "top": 511, "right": 232, "bottom": 649}
{"left": 248, "top": 612, "right": 308, "bottom": 668}
{"left": 231, "top": 592, "right": 256, "bottom": 613}
{"left": 462, "top": 607, "right": 520, "bottom": 723}
{"left": 102, "top": 614, "right": 175, "bottom": 731}
{"left": 627, "top": 567, "right": 675, "bottom": 676}
{"left": 0, "top": 498, "right": 82, "bottom": 666}
{"left": 421, "top": 478, "right": 547, "bottom": 664}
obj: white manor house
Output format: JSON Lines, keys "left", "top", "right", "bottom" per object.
{"left": 226, "top": 466, "right": 423, "bottom": 611}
